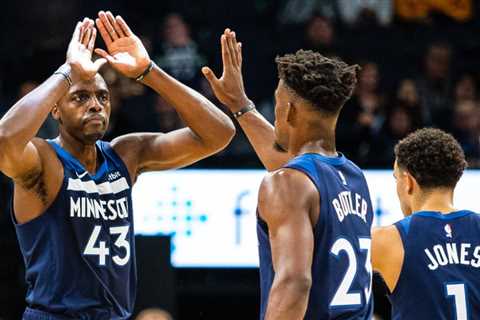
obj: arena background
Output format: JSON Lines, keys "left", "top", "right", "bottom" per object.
{"left": 1, "top": 0, "right": 480, "bottom": 319}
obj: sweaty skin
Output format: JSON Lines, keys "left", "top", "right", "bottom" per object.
{"left": 204, "top": 29, "right": 351, "bottom": 319}
{"left": 0, "top": 13, "right": 235, "bottom": 225}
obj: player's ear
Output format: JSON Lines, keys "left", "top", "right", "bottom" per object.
{"left": 51, "top": 103, "right": 62, "bottom": 123}
{"left": 286, "top": 102, "right": 297, "bottom": 125}
{"left": 405, "top": 171, "right": 415, "bottom": 195}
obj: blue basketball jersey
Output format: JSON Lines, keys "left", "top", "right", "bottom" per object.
{"left": 257, "top": 153, "right": 374, "bottom": 320}
{"left": 389, "top": 210, "right": 480, "bottom": 320}
{"left": 12, "top": 140, "right": 136, "bottom": 319}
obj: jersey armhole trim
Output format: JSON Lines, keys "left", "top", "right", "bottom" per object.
{"left": 100, "top": 141, "right": 133, "bottom": 187}
{"left": 283, "top": 165, "right": 322, "bottom": 229}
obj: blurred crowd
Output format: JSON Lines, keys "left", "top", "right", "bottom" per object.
{"left": 0, "top": 0, "right": 479, "bottom": 171}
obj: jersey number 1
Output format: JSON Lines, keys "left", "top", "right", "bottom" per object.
{"left": 83, "top": 225, "right": 131, "bottom": 266}
{"left": 446, "top": 283, "right": 469, "bottom": 320}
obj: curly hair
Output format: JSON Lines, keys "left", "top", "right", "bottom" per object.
{"left": 394, "top": 128, "right": 467, "bottom": 189}
{"left": 276, "top": 49, "right": 360, "bottom": 114}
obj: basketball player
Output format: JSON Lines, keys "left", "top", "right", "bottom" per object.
{"left": 0, "top": 12, "right": 234, "bottom": 319}
{"left": 371, "top": 128, "right": 480, "bottom": 319}
{"left": 203, "top": 29, "right": 373, "bottom": 319}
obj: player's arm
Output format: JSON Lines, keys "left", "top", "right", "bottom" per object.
{"left": 0, "top": 19, "right": 104, "bottom": 180}
{"left": 202, "top": 29, "right": 291, "bottom": 171}
{"left": 371, "top": 225, "right": 404, "bottom": 292}
{"left": 258, "top": 168, "right": 318, "bottom": 320}
{"left": 95, "top": 11, "right": 235, "bottom": 173}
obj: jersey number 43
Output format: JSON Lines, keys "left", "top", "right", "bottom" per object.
{"left": 83, "top": 225, "right": 131, "bottom": 266}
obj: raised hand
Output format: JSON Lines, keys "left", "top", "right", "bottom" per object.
{"left": 95, "top": 11, "right": 151, "bottom": 78}
{"left": 202, "top": 29, "right": 250, "bottom": 112}
{"left": 66, "top": 18, "right": 107, "bottom": 81}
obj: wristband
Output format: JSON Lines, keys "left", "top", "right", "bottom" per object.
{"left": 53, "top": 71, "right": 73, "bottom": 87}
{"left": 135, "top": 61, "right": 154, "bottom": 81}
{"left": 233, "top": 102, "right": 255, "bottom": 118}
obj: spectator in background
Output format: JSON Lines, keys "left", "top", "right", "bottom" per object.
{"left": 136, "top": 308, "right": 173, "bottom": 320}
{"left": 104, "top": 36, "right": 161, "bottom": 140}
{"left": 278, "top": 0, "right": 334, "bottom": 25}
{"left": 18, "top": 81, "right": 58, "bottom": 139}
{"left": 153, "top": 96, "right": 184, "bottom": 133}
{"left": 454, "top": 73, "right": 477, "bottom": 104}
{"left": 451, "top": 100, "right": 480, "bottom": 167}
{"left": 303, "top": 15, "right": 337, "bottom": 56}
{"left": 395, "top": 0, "right": 472, "bottom": 23}
{"left": 337, "top": 62, "right": 385, "bottom": 164}
{"left": 367, "top": 105, "right": 417, "bottom": 167}
{"left": 154, "top": 13, "right": 205, "bottom": 89}
{"left": 415, "top": 42, "right": 452, "bottom": 129}
{"left": 395, "top": 78, "right": 425, "bottom": 128}
{"left": 337, "top": 0, "right": 393, "bottom": 27}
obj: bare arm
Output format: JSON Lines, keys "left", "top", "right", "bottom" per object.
{"left": 371, "top": 226, "right": 404, "bottom": 292}
{"left": 0, "top": 19, "right": 105, "bottom": 180}
{"left": 202, "top": 29, "right": 291, "bottom": 171}
{"left": 95, "top": 12, "right": 234, "bottom": 173}
{"left": 258, "top": 168, "right": 318, "bottom": 320}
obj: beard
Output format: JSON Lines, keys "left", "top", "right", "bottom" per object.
{"left": 273, "top": 141, "right": 288, "bottom": 153}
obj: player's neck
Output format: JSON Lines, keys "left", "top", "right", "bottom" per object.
{"left": 57, "top": 134, "right": 99, "bottom": 174}
{"left": 290, "top": 121, "right": 337, "bottom": 157}
{"left": 413, "top": 189, "right": 456, "bottom": 214}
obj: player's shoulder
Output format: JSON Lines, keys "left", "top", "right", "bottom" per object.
{"left": 110, "top": 133, "right": 151, "bottom": 155}
{"left": 260, "top": 168, "right": 315, "bottom": 196}
{"left": 372, "top": 224, "right": 404, "bottom": 272}
{"left": 372, "top": 224, "right": 404, "bottom": 257}
{"left": 259, "top": 168, "right": 317, "bottom": 209}
{"left": 372, "top": 225, "right": 401, "bottom": 245}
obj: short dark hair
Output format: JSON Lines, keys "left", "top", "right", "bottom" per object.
{"left": 275, "top": 49, "right": 359, "bottom": 114}
{"left": 394, "top": 128, "right": 467, "bottom": 189}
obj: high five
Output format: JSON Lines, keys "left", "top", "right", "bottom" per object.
{"left": 0, "top": 12, "right": 234, "bottom": 320}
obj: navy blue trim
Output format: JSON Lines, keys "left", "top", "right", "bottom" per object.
{"left": 301, "top": 152, "right": 346, "bottom": 166}
{"left": 98, "top": 141, "right": 132, "bottom": 187}
{"left": 47, "top": 140, "right": 108, "bottom": 180}
{"left": 415, "top": 210, "right": 473, "bottom": 220}
{"left": 396, "top": 215, "right": 412, "bottom": 238}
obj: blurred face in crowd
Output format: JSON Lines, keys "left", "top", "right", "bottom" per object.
{"left": 389, "top": 107, "right": 412, "bottom": 137}
{"left": 358, "top": 63, "right": 378, "bottom": 92}
{"left": 425, "top": 44, "right": 451, "bottom": 81}
{"left": 163, "top": 13, "right": 191, "bottom": 47}
{"left": 52, "top": 74, "right": 111, "bottom": 144}
{"left": 453, "top": 100, "right": 479, "bottom": 133}
{"left": 454, "top": 74, "right": 477, "bottom": 102}
{"left": 306, "top": 16, "right": 333, "bottom": 47}
{"left": 397, "top": 79, "right": 419, "bottom": 106}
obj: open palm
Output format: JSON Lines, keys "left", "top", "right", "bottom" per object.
{"left": 95, "top": 11, "right": 150, "bottom": 78}
{"left": 66, "top": 18, "right": 106, "bottom": 81}
{"left": 202, "top": 29, "right": 249, "bottom": 112}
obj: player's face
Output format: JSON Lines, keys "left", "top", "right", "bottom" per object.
{"left": 394, "top": 161, "right": 413, "bottom": 216}
{"left": 53, "top": 74, "right": 111, "bottom": 144}
{"left": 273, "top": 80, "right": 291, "bottom": 153}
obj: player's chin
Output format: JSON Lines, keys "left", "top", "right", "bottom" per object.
{"left": 83, "top": 129, "right": 106, "bottom": 143}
